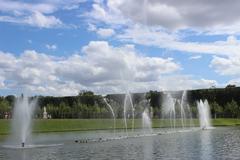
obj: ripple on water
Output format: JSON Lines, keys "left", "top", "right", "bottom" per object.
{"left": 1, "top": 127, "right": 240, "bottom": 160}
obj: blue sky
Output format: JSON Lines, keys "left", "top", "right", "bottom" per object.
{"left": 0, "top": 0, "right": 240, "bottom": 96}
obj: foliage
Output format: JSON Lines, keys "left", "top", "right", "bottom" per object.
{"left": 210, "top": 101, "right": 223, "bottom": 118}
{"left": 224, "top": 100, "right": 239, "bottom": 118}
{"left": 0, "top": 97, "right": 11, "bottom": 118}
{"left": 0, "top": 87, "right": 240, "bottom": 119}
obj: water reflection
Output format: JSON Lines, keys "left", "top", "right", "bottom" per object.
{"left": 1, "top": 128, "right": 240, "bottom": 160}
{"left": 200, "top": 130, "right": 212, "bottom": 160}
{"left": 4, "top": 149, "right": 28, "bottom": 160}
{"left": 143, "top": 137, "right": 153, "bottom": 160}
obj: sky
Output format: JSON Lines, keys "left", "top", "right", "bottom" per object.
{"left": 0, "top": 0, "right": 240, "bottom": 96}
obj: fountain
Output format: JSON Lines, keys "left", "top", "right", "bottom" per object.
{"left": 162, "top": 91, "right": 194, "bottom": 129}
{"left": 2, "top": 94, "right": 63, "bottom": 149}
{"left": 142, "top": 108, "right": 152, "bottom": 134}
{"left": 180, "top": 91, "right": 187, "bottom": 128}
{"left": 186, "top": 104, "right": 195, "bottom": 128}
{"left": 123, "top": 92, "right": 135, "bottom": 134}
{"left": 162, "top": 93, "right": 176, "bottom": 128}
{"left": 180, "top": 91, "right": 194, "bottom": 128}
{"left": 103, "top": 98, "right": 116, "bottom": 134}
{"left": 11, "top": 95, "right": 37, "bottom": 148}
{"left": 197, "top": 99, "right": 212, "bottom": 129}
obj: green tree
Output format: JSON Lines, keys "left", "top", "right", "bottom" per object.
{"left": 211, "top": 101, "right": 223, "bottom": 118}
{"left": 225, "top": 100, "right": 239, "bottom": 118}
{"left": 146, "top": 91, "right": 161, "bottom": 108}
{"left": 226, "top": 84, "right": 236, "bottom": 88}
{"left": 0, "top": 99, "right": 11, "bottom": 118}
{"left": 79, "top": 91, "right": 95, "bottom": 107}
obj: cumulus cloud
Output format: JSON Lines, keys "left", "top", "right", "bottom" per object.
{"left": 86, "top": 2, "right": 127, "bottom": 26}
{"left": 210, "top": 56, "right": 240, "bottom": 76}
{"left": 87, "top": 1, "right": 240, "bottom": 58}
{"left": 117, "top": 26, "right": 240, "bottom": 57}
{"left": 189, "top": 55, "right": 202, "bottom": 60}
{"left": 108, "top": 0, "right": 183, "bottom": 29}
{"left": 141, "top": 76, "right": 218, "bottom": 92}
{"left": 0, "top": 43, "right": 221, "bottom": 95}
{"left": 0, "top": 0, "right": 56, "bottom": 14}
{"left": 87, "top": 24, "right": 115, "bottom": 38}
{"left": 0, "top": 0, "right": 85, "bottom": 28}
{"left": 97, "top": 28, "right": 115, "bottom": 37}
{"left": 0, "top": 76, "right": 5, "bottom": 88}
{"left": 90, "top": 0, "right": 240, "bottom": 33}
{"left": 227, "top": 78, "right": 240, "bottom": 86}
{"left": 57, "top": 41, "right": 180, "bottom": 85}
{"left": 25, "top": 11, "right": 62, "bottom": 28}
{"left": 1, "top": 41, "right": 212, "bottom": 96}
{"left": 46, "top": 44, "right": 57, "bottom": 50}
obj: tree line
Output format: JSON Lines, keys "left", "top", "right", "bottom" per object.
{"left": 0, "top": 87, "right": 240, "bottom": 119}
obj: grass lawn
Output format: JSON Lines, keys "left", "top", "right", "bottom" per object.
{"left": 0, "top": 118, "right": 240, "bottom": 135}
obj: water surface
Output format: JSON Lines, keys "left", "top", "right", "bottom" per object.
{"left": 1, "top": 127, "right": 240, "bottom": 160}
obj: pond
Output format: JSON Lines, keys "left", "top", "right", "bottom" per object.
{"left": 0, "top": 127, "right": 240, "bottom": 160}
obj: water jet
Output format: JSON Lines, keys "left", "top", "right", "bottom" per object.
{"left": 197, "top": 99, "right": 212, "bottom": 129}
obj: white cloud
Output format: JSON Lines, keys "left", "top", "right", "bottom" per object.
{"left": 0, "top": 0, "right": 86, "bottom": 13}
{"left": 189, "top": 55, "right": 202, "bottom": 60}
{"left": 210, "top": 56, "right": 240, "bottom": 76}
{"left": 87, "top": 23, "right": 97, "bottom": 31}
{"left": 0, "top": 51, "right": 17, "bottom": 73}
{"left": 117, "top": 26, "right": 240, "bottom": 57}
{"left": 86, "top": 1, "right": 240, "bottom": 57}
{"left": 58, "top": 41, "right": 180, "bottom": 84}
{"left": 87, "top": 3, "right": 127, "bottom": 26}
{"left": 0, "top": 41, "right": 225, "bottom": 96}
{"left": 0, "top": 0, "right": 56, "bottom": 14}
{"left": 96, "top": 28, "right": 115, "bottom": 37}
{"left": 139, "top": 76, "right": 218, "bottom": 92}
{"left": 0, "top": 76, "right": 5, "bottom": 88}
{"left": 87, "top": 24, "right": 115, "bottom": 38}
{"left": 86, "top": 0, "right": 240, "bottom": 60}
{"left": 227, "top": 78, "right": 240, "bottom": 86}
{"left": 108, "top": 0, "right": 184, "bottom": 29}
{"left": 0, "top": 49, "right": 221, "bottom": 95}
{"left": 46, "top": 44, "right": 57, "bottom": 50}
{"left": 25, "top": 11, "right": 62, "bottom": 28}
{"left": 89, "top": 0, "right": 240, "bottom": 33}
{"left": 0, "top": 42, "right": 185, "bottom": 95}
{"left": 0, "top": 13, "right": 62, "bottom": 28}
{"left": 61, "top": 0, "right": 86, "bottom": 10}
{"left": 0, "top": 0, "right": 85, "bottom": 28}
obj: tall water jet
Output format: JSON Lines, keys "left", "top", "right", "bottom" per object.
{"left": 186, "top": 104, "right": 195, "bottom": 127}
{"left": 103, "top": 98, "right": 116, "bottom": 135}
{"left": 123, "top": 92, "right": 135, "bottom": 134}
{"left": 162, "top": 91, "right": 195, "bottom": 129}
{"left": 180, "top": 91, "right": 194, "bottom": 128}
{"left": 197, "top": 100, "right": 212, "bottom": 129}
{"left": 142, "top": 108, "right": 152, "bottom": 134}
{"left": 12, "top": 95, "right": 37, "bottom": 147}
{"left": 180, "top": 91, "right": 187, "bottom": 128}
{"left": 162, "top": 93, "right": 176, "bottom": 129}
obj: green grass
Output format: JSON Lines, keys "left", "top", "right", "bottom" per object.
{"left": 0, "top": 119, "right": 11, "bottom": 135}
{"left": 0, "top": 118, "right": 240, "bottom": 135}
{"left": 212, "top": 118, "right": 240, "bottom": 126}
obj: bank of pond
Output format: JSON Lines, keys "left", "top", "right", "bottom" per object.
{"left": 0, "top": 118, "right": 240, "bottom": 135}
